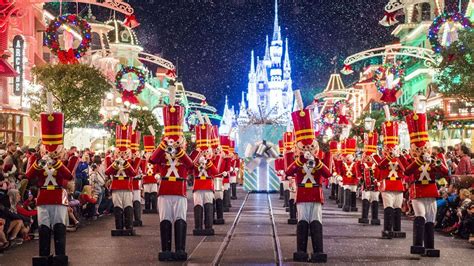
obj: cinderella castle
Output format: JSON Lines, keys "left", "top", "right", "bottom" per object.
{"left": 220, "top": 0, "right": 293, "bottom": 134}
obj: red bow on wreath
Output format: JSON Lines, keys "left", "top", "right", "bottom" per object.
{"left": 379, "top": 11, "right": 398, "bottom": 27}
{"left": 57, "top": 48, "right": 78, "bottom": 64}
{"left": 380, "top": 89, "right": 398, "bottom": 104}
{"left": 341, "top": 64, "right": 353, "bottom": 75}
{"left": 122, "top": 90, "right": 140, "bottom": 105}
{"left": 338, "top": 115, "right": 349, "bottom": 125}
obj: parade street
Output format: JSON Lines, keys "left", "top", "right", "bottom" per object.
{"left": 1, "top": 187, "right": 472, "bottom": 265}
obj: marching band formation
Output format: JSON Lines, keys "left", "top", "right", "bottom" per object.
{"left": 27, "top": 89, "right": 447, "bottom": 264}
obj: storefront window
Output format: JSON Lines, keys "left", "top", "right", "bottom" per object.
{"left": 0, "top": 113, "right": 23, "bottom": 145}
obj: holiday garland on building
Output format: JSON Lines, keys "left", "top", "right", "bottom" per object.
{"left": 115, "top": 66, "right": 146, "bottom": 104}
{"left": 428, "top": 12, "right": 472, "bottom": 53}
{"left": 373, "top": 62, "right": 405, "bottom": 103}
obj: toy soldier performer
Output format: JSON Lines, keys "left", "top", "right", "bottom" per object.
{"left": 191, "top": 113, "right": 218, "bottom": 235}
{"left": 130, "top": 128, "right": 143, "bottom": 226}
{"left": 341, "top": 138, "right": 360, "bottom": 212}
{"left": 378, "top": 106, "right": 406, "bottom": 239}
{"left": 229, "top": 139, "right": 240, "bottom": 200}
{"left": 142, "top": 132, "right": 159, "bottom": 214}
{"left": 287, "top": 91, "right": 331, "bottom": 263}
{"left": 358, "top": 118, "right": 381, "bottom": 225}
{"left": 149, "top": 87, "right": 193, "bottom": 261}
{"left": 26, "top": 107, "right": 73, "bottom": 266}
{"left": 405, "top": 96, "right": 448, "bottom": 257}
{"left": 219, "top": 135, "right": 232, "bottom": 211}
{"left": 210, "top": 125, "right": 225, "bottom": 224}
{"left": 105, "top": 119, "right": 137, "bottom": 236}
{"left": 283, "top": 131, "right": 298, "bottom": 225}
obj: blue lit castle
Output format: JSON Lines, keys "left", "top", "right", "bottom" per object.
{"left": 220, "top": 0, "right": 293, "bottom": 134}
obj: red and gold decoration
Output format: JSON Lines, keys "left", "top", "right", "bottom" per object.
{"left": 115, "top": 66, "right": 146, "bottom": 104}
{"left": 374, "top": 63, "right": 405, "bottom": 103}
{"left": 44, "top": 14, "right": 92, "bottom": 64}
{"left": 426, "top": 107, "right": 445, "bottom": 130}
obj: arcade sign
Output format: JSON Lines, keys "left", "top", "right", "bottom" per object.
{"left": 13, "top": 35, "right": 24, "bottom": 96}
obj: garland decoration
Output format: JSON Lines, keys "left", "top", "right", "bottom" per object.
{"left": 374, "top": 63, "right": 405, "bottom": 103}
{"left": 115, "top": 66, "right": 146, "bottom": 104}
{"left": 427, "top": 107, "right": 446, "bottom": 130}
{"left": 428, "top": 12, "right": 472, "bottom": 53}
{"left": 44, "top": 14, "right": 91, "bottom": 64}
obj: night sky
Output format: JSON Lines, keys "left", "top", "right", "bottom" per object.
{"left": 62, "top": 0, "right": 398, "bottom": 113}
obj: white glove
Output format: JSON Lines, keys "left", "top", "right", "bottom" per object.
{"left": 222, "top": 171, "right": 228, "bottom": 177}
{"left": 423, "top": 153, "right": 432, "bottom": 163}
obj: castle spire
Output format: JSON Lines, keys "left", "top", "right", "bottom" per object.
{"left": 241, "top": 91, "right": 246, "bottom": 109}
{"left": 283, "top": 37, "right": 291, "bottom": 80}
{"left": 250, "top": 50, "right": 255, "bottom": 73}
{"left": 272, "top": 0, "right": 281, "bottom": 41}
{"left": 284, "top": 38, "right": 289, "bottom": 60}
{"left": 264, "top": 35, "right": 270, "bottom": 61}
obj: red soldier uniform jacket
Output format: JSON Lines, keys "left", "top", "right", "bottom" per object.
{"left": 192, "top": 158, "right": 218, "bottom": 191}
{"left": 230, "top": 157, "right": 240, "bottom": 179}
{"left": 286, "top": 156, "right": 331, "bottom": 203}
{"left": 25, "top": 160, "right": 73, "bottom": 206}
{"left": 341, "top": 161, "right": 360, "bottom": 186}
{"left": 105, "top": 159, "right": 137, "bottom": 191}
{"left": 378, "top": 156, "right": 405, "bottom": 192}
{"left": 333, "top": 159, "right": 343, "bottom": 176}
{"left": 404, "top": 158, "right": 448, "bottom": 199}
{"left": 149, "top": 145, "right": 193, "bottom": 197}
{"left": 141, "top": 159, "right": 159, "bottom": 184}
{"left": 131, "top": 157, "right": 142, "bottom": 190}
{"left": 66, "top": 155, "right": 79, "bottom": 177}
{"left": 219, "top": 156, "right": 232, "bottom": 184}
{"left": 274, "top": 157, "right": 285, "bottom": 181}
{"left": 361, "top": 161, "right": 378, "bottom": 191}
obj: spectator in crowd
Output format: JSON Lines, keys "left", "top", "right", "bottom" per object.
{"left": 89, "top": 159, "right": 106, "bottom": 216}
{"left": 75, "top": 153, "right": 90, "bottom": 193}
{"left": 66, "top": 182, "right": 80, "bottom": 231}
{"left": 454, "top": 145, "right": 472, "bottom": 175}
{"left": 79, "top": 185, "right": 97, "bottom": 219}
{"left": 8, "top": 189, "right": 35, "bottom": 241}
{"left": 454, "top": 189, "right": 473, "bottom": 240}
{"left": 0, "top": 217, "right": 8, "bottom": 250}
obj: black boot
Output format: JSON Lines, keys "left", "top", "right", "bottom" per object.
{"left": 159, "top": 220, "right": 173, "bottom": 261}
{"left": 52, "top": 223, "right": 68, "bottom": 266}
{"left": 288, "top": 199, "right": 298, "bottom": 224}
{"left": 392, "top": 208, "right": 406, "bottom": 238}
{"left": 334, "top": 184, "right": 339, "bottom": 200}
{"left": 310, "top": 221, "right": 327, "bottom": 263}
{"left": 111, "top": 207, "right": 124, "bottom": 236}
{"left": 144, "top": 192, "right": 151, "bottom": 211}
{"left": 293, "top": 221, "right": 309, "bottom": 262}
{"left": 231, "top": 183, "right": 237, "bottom": 200}
{"left": 337, "top": 186, "right": 344, "bottom": 208}
{"left": 358, "top": 199, "right": 370, "bottom": 224}
{"left": 284, "top": 190, "right": 290, "bottom": 208}
{"left": 370, "top": 201, "right": 381, "bottom": 225}
{"left": 193, "top": 205, "right": 204, "bottom": 236}
{"left": 223, "top": 190, "right": 230, "bottom": 212}
{"left": 123, "top": 206, "right": 136, "bottom": 236}
{"left": 133, "top": 201, "right": 143, "bottom": 226}
{"left": 382, "top": 207, "right": 393, "bottom": 239}
{"left": 174, "top": 219, "right": 187, "bottom": 261}
{"left": 203, "top": 203, "right": 215, "bottom": 235}
{"left": 151, "top": 192, "right": 158, "bottom": 213}
{"left": 33, "top": 225, "right": 52, "bottom": 266}
{"left": 342, "top": 189, "right": 351, "bottom": 212}
{"left": 350, "top": 192, "right": 358, "bottom": 212}
{"left": 410, "top": 216, "right": 426, "bottom": 255}
{"left": 424, "top": 222, "right": 440, "bottom": 257}
{"left": 329, "top": 184, "right": 336, "bottom": 200}
{"left": 214, "top": 198, "right": 225, "bottom": 224}
{"left": 279, "top": 182, "right": 284, "bottom": 200}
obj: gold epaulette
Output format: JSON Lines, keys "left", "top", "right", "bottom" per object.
{"left": 315, "top": 161, "right": 323, "bottom": 170}
{"left": 159, "top": 142, "right": 167, "bottom": 151}
{"left": 175, "top": 149, "right": 185, "bottom": 159}
{"left": 206, "top": 161, "right": 213, "bottom": 169}
{"left": 295, "top": 158, "right": 303, "bottom": 167}
{"left": 33, "top": 162, "right": 42, "bottom": 170}
{"left": 415, "top": 158, "right": 424, "bottom": 166}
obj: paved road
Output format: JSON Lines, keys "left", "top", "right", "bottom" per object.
{"left": 1, "top": 187, "right": 473, "bottom": 265}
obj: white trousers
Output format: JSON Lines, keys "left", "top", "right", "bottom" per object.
{"left": 223, "top": 183, "right": 230, "bottom": 190}
{"left": 282, "top": 180, "right": 290, "bottom": 190}
{"left": 362, "top": 191, "right": 380, "bottom": 202}
{"left": 381, "top": 191, "right": 403, "bottom": 209}
{"left": 297, "top": 202, "right": 322, "bottom": 223}
{"left": 412, "top": 198, "right": 437, "bottom": 223}
{"left": 112, "top": 190, "right": 133, "bottom": 209}
{"left": 193, "top": 190, "right": 214, "bottom": 206}
{"left": 158, "top": 195, "right": 187, "bottom": 222}
{"left": 215, "top": 191, "right": 224, "bottom": 200}
{"left": 230, "top": 175, "right": 237, "bottom": 183}
{"left": 143, "top": 183, "right": 158, "bottom": 193}
{"left": 38, "top": 205, "right": 68, "bottom": 228}
{"left": 344, "top": 185, "right": 357, "bottom": 192}
{"left": 132, "top": 190, "right": 141, "bottom": 202}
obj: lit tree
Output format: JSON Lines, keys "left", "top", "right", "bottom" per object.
{"left": 29, "top": 64, "right": 112, "bottom": 128}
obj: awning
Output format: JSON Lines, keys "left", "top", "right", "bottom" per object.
{"left": 0, "top": 58, "right": 18, "bottom": 77}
